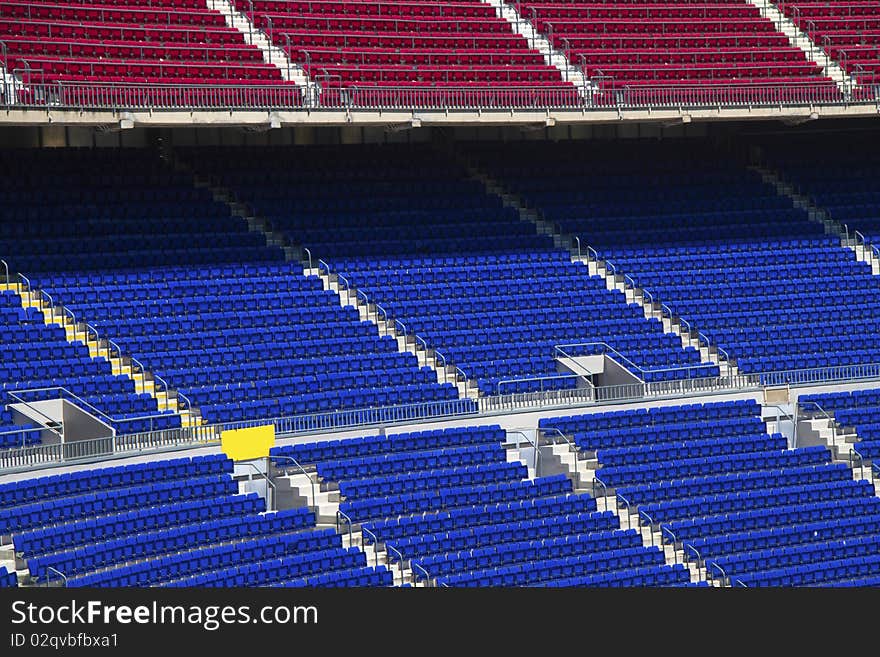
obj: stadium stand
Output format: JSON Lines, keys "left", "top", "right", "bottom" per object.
{"left": 505, "top": 0, "right": 841, "bottom": 103}
{"left": 465, "top": 139, "right": 880, "bottom": 378}
{"left": 801, "top": 388, "right": 880, "bottom": 465}
{"left": 759, "top": 133, "right": 880, "bottom": 244}
{"left": 540, "top": 399, "right": 880, "bottom": 586}
{"left": 0, "top": 0, "right": 300, "bottom": 106}
{"left": 0, "top": 147, "right": 458, "bottom": 429}
{"left": 180, "top": 142, "right": 717, "bottom": 395}
{"left": 772, "top": 0, "right": 880, "bottom": 83}
{"left": 272, "top": 424, "right": 692, "bottom": 586}
{"left": 0, "top": 453, "right": 391, "bottom": 587}
{"left": 231, "top": 0, "right": 578, "bottom": 104}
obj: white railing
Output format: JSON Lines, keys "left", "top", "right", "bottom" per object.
{"left": 3, "top": 80, "right": 876, "bottom": 112}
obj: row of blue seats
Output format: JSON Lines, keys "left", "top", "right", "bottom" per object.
{"left": 411, "top": 530, "right": 646, "bottom": 579}
{"left": 14, "top": 493, "right": 264, "bottom": 557}
{"left": 201, "top": 382, "right": 460, "bottom": 425}
{"left": 362, "top": 494, "right": 601, "bottom": 543}
{"left": 0, "top": 454, "right": 231, "bottom": 508}
{"left": 596, "top": 446, "right": 831, "bottom": 488}
{"left": 340, "top": 475, "right": 573, "bottom": 523}
{"left": 639, "top": 479, "right": 875, "bottom": 525}
{"left": 540, "top": 399, "right": 760, "bottom": 434}
{"left": 435, "top": 547, "right": 666, "bottom": 587}
{"left": 5, "top": 233, "right": 267, "bottom": 255}
{"left": 28, "top": 507, "right": 315, "bottom": 580}
{"left": 271, "top": 425, "right": 505, "bottom": 465}
{"left": 732, "top": 554, "right": 880, "bottom": 587}
{"left": 12, "top": 248, "right": 284, "bottom": 274}
{"left": 596, "top": 433, "right": 787, "bottom": 467}
{"left": 684, "top": 514, "right": 880, "bottom": 563}
{"left": 273, "top": 566, "right": 394, "bottom": 588}
{"left": 573, "top": 416, "right": 768, "bottom": 451}
{"left": 0, "top": 424, "right": 41, "bottom": 449}
{"left": 68, "top": 529, "right": 339, "bottom": 588}
{"left": 1, "top": 475, "right": 238, "bottom": 535}
{"left": 386, "top": 511, "right": 621, "bottom": 561}
{"left": 535, "top": 564, "right": 693, "bottom": 587}
{"left": 617, "top": 463, "right": 854, "bottom": 507}
{"left": 164, "top": 548, "right": 366, "bottom": 588}
{"left": 664, "top": 498, "right": 880, "bottom": 542}
{"left": 339, "top": 462, "right": 528, "bottom": 500}
{"left": 709, "top": 534, "right": 880, "bottom": 581}
{"left": 38, "top": 263, "right": 307, "bottom": 288}
{"left": 317, "top": 445, "right": 506, "bottom": 482}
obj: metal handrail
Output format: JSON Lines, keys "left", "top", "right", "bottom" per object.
{"left": 616, "top": 492, "right": 636, "bottom": 528}
{"left": 8, "top": 386, "right": 174, "bottom": 427}
{"left": 592, "top": 475, "right": 608, "bottom": 506}
{"left": 45, "top": 566, "right": 68, "bottom": 588}
{"left": 4, "top": 392, "right": 64, "bottom": 438}
{"left": 638, "top": 509, "right": 657, "bottom": 545}
{"left": 317, "top": 259, "right": 332, "bottom": 276}
{"left": 240, "top": 460, "right": 278, "bottom": 511}
{"left": 393, "top": 319, "right": 408, "bottom": 337}
{"left": 361, "top": 527, "right": 381, "bottom": 567}
{"left": 555, "top": 341, "right": 711, "bottom": 381}
{"left": 496, "top": 373, "right": 584, "bottom": 396}
{"left": 0, "top": 259, "right": 8, "bottom": 287}
{"left": 336, "top": 509, "right": 354, "bottom": 545}
{"left": 850, "top": 447, "right": 865, "bottom": 481}
{"left": 302, "top": 247, "right": 313, "bottom": 271}
{"left": 412, "top": 562, "right": 432, "bottom": 587}
{"left": 271, "top": 454, "right": 317, "bottom": 509}
{"left": 660, "top": 526, "right": 678, "bottom": 546}
{"left": 375, "top": 303, "right": 389, "bottom": 328}
{"left": 553, "top": 344, "right": 596, "bottom": 381}
{"left": 707, "top": 561, "right": 727, "bottom": 585}
{"left": 684, "top": 543, "right": 702, "bottom": 565}
{"left": 507, "top": 430, "right": 541, "bottom": 476}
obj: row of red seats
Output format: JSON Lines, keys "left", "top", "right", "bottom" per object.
{"left": 8, "top": 56, "right": 281, "bottom": 81}
{"left": 295, "top": 47, "right": 547, "bottom": 66}
{"left": 569, "top": 47, "right": 815, "bottom": 65}
{"left": 246, "top": 0, "right": 499, "bottom": 17}
{"left": 305, "top": 65, "right": 565, "bottom": 84}
{"left": 5, "top": 37, "right": 265, "bottom": 63}
{"left": 518, "top": 3, "right": 761, "bottom": 19}
{"left": 2, "top": 19, "right": 248, "bottom": 44}
{"left": 534, "top": 18, "right": 782, "bottom": 35}
{"left": 255, "top": 15, "right": 515, "bottom": 33}
{"left": 555, "top": 34, "right": 792, "bottom": 49}
{"left": 0, "top": 2, "right": 228, "bottom": 26}
{"left": 581, "top": 62, "right": 824, "bottom": 80}
{"left": 285, "top": 31, "right": 530, "bottom": 49}
{"left": 19, "top": 0, "right": 208, "bottom": 7}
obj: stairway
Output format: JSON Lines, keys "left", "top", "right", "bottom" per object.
{"left": 1, "top": 281, "right": 200, "bottom": 429}
{"left": 479, "top": 0, "right": 590, "bottom": 97}
{"left": 746, "top": 0, "right": 853, "bottom": 95}
{"left": 204, "top": 0, "right": 316, "bottom": 97}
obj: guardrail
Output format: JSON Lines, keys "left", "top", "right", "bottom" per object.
{"left": 4, "top": 80, "right": 876, "bottom": 113}
{"left": 4, "top": 360, "right": 880, "bottom": 474}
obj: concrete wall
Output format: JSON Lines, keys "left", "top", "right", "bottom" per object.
{"left": 595, "top": 356, "right": 641, "bottom": 388}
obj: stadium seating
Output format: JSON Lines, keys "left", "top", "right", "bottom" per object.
{"left": 466, "top": 139, "right": 880, "bottom": 378}
{"left": 0, "top": 566, "right": 17, "bottom": 587}
{"left": 0, "top": 147, "right": 458, "bottom": 430}
{"left": 0, "top": 454, "right": 381, "bottom": 587}
{"left": 0, "top": 0, "right": 300, "bottom": 107}
{"left": 231, "top": 0, "right": 577, "bottom": 106}
{"left": 275, "top": 424, "right": 685, "bottom": 586}
{"left": 801, "top": 387, "right": 880, "bottom": 465}
{"left": 760, "top": 133, "right": 880, "bottom": 244}
{"left": 772, "top": 0, "right": 880, "bottom": 84}
{"left": 542, "top": 399, "right": 880, "bottom": 586}
{"left": 181, "top": 143, "right": 717, "bottom": 395}
{"left": 506, "top": 0, "right": 839, "bottom": 104}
